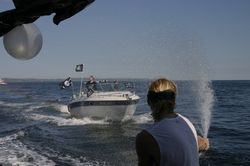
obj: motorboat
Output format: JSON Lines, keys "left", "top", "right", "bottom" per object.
{"left": 67, "top": 80, "right": 140, "bottom": 121}
{"left": 0, "top": 79, "right": 7, "bottom": 85}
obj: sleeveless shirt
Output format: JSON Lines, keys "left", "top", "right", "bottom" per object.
{"left": 145, "top": 114, "right": 199, "bottom": 166}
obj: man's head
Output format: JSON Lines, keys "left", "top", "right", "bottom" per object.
{"left": 89, "top": 75, "right": 95, "bottom": 82}
{"left": 147, "top": 78, "right": 177, "bottom": 121}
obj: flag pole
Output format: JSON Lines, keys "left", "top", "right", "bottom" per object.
{"left": 71, "top": 81, "right": 76, "bottom": 99}
{"left": 79, "top": 77, "right": 83, "bottom": 97}
{"left": 75, "top": 64, "right": 84, "bottom": 98}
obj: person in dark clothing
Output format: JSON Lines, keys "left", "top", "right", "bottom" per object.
{"left": 85, "top": 75, "right": 97, "bottom": 96}
{"left": 136, "top": 78, "right": 209, "bottom": 166}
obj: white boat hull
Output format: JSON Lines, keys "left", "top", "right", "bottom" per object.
{"left": 68, "top": 103, "right": 137, "bottom": 121}
{"left": 68, "top": 91, "right": 140, "bottom": 121}
{"left": 0, "top": 79, "right": 7, "bottom": 85}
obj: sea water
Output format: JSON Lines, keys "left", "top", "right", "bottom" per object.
{"left": 0, "top": 80, "right": 250, "bottom": 165}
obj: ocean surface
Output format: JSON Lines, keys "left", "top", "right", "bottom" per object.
{"left": 0, "top": 79, "right": 249, "bottom": 166}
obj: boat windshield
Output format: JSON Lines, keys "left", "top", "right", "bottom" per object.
{"left": 84, "top": 81, "right": 135, "bottom": 92}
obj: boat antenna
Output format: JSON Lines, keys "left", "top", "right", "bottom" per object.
{"left": 71, "top": 80, "right": 76, "bottom": 99}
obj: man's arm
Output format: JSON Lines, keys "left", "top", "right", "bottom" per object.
{"left": 136, "top": 130, "right": 160, "bottom": 166}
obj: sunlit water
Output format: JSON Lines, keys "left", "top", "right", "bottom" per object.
{"left": 0, "top": 80, "right": 249, "bottom": 165}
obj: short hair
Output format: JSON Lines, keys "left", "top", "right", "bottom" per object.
{"left": 147, "top": 78, "right": 177, "bottom": 114}
{"left": 148, "top": 78, "right": 177, "bottom": 93}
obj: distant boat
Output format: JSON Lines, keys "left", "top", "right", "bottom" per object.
{"left": 67, "top": 79, "right": 140, "bottom": 121}
{"left": 0, "top": 79, "right": 7, "bottom": 85}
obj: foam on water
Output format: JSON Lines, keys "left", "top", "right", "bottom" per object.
{"left": 0, "top": 131, "right": 109, "bottom": 166}
{"left": 27, "top": 113, "right": 109, "bottom": 126}
{"left": 53, "top": 104, "right": 70, "bottom": 114}
{"left": 0, "top": 131, "right": 56, "bottom": 166}
{"left": 132, "top": 112, "right": 153, "bottom": 124}
{"left": 21, "top": 102, "right": 153, "bottom": 126}
{"left": 0, "top": 101, "right": 33, "bottom": 108}
{"left": 23, "top": 104, "right": 46, "bottom": 112}
{"left": 22, "top": 103, "right": 110, "bottom": 126}
{"left": 53, "top": 154, "right": 109, "bottom": 166}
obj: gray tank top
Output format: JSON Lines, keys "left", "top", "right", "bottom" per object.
{"left": 145, "top": 114, "right": 199, "bottom": 166}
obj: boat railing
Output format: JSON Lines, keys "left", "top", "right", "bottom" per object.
{"left": 77, "top": 81, "right": 136, "bottom": 97}
{"left": 70, "top": 80, "right": 137, "bottom": 100}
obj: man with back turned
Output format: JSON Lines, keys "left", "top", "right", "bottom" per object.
{"left": 136, "top": 78, "right": 209, "bottom": 166}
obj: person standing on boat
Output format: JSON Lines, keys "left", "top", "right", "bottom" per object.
{"left": 86, "top": 75, "right": 97, "bottom": 96}
{"left": 136, "top": 78, "right": 209, "bottom": 166}
{"left": 113, "top": 80, "right": 119, "bottom": 90}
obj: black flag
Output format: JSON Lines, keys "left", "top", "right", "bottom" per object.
{"left": 75, "top": 64, "right": 84, "bottom": 72}
{"left": 59, "top": 77, "right": 72, "bottom": 89}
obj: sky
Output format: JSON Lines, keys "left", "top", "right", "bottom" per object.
{"left": 0, "top": 0, "right": 250, "bottom": 80}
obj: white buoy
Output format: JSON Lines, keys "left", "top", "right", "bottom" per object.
{"left": 3, "top": 23, "right": 43, "bottom": 60}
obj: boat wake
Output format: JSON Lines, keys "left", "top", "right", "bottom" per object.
{"left": 1, "top": 98, "right": 152, "bottom": 127}
{"left": 0, "top": 131, "right": 56, "bottom": 166}
{"left": 32, "top": 102, "right": 154, "bottom": 125}
{"left": 130, "top": 112, "right": 153, "bottom": 124}
{"left": 49, "top": 103, "right": 152, "bottom": 125}
{"left": 0, "top": 130, "right": 110, "bottom": 166}
{"left": 24, "top": 103, "right": 110, "bottom": 126}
